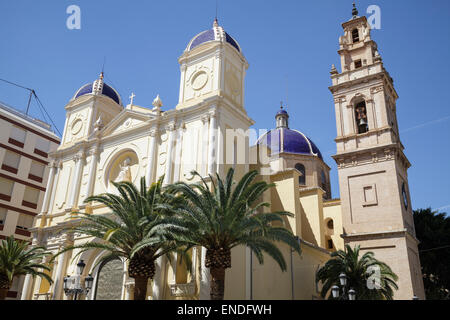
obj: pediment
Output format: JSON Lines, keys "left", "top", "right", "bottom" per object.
{"left": 100, "top": 110, "right": 154, "bottom": 137}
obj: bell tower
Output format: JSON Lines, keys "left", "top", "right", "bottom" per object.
{"left": 329, "top": 5, "right": 425, "bottom": 299}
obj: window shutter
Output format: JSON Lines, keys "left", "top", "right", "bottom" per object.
{"left": 0, "top": 208, "right": 6, "bottom": 225}
{"left": 35, "top": 137, "right": 50, "bottom": 153}
{"left": 29, "top": 161, "right": 45, "bottom": 178}
{"left": 2, "top": 151, "right": 20, "bottom": 169}
{"left": 0, "top": 177, "right": 14, "bottom": 196}
{"left": 17, "top": 214, "right": 34, "bottom": 229}
{"left": 10, "top": 125, "right": 27, "bottom": 143}
{"left": 23, "top": 186, "right": 40, "bottom": 205}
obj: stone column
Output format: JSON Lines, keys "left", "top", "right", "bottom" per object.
{"left": 207, "top": 110, "right": 217, "bottom": 175}
{"left": 172, "top": 123, "right": 184, "bottom": 182}
{"left": 46, "top": 161, "right": 61, "bottom": 216}
{"left": 20, "top": 274, "right": 33, "bottom": 300}
{"left": 52, "top": 234, "right": 73, "bottom": 300}
{"left": 67, "top": 150, "right": 85, "bottom": 210}
{"left": 163, "top": 122, "right": 176, "bottom": 185}
{"left": 85, "top": 145, "right": 100, "bottom": 200}
{"left": 145, "top": 127, "right": 158, "bottom": 186}
{"left": 201, "top": 115, "right": 210, "bottom": 177}
{"left": 40, "top": 162, "right": 56, "bottom": 214}
{"left": 152, "top": 255, "right": 166, "bottom": 300}
{"left": 199, "top": 247, "right": 210, "bottom": 300}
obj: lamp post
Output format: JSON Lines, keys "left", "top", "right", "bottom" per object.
{"left": 331, "top": 273, "right": 356, "bottom": 300}
{"left": 63, "top": 260, "right": 94, "bottom": 300}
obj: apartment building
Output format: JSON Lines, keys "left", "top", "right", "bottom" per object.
{"left": 0, "top": 101, "right": 60, "bottom": 299}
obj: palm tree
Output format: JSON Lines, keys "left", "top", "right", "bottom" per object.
{"left": 56, "top": 177, "right": 181, "bottom": 300}
{"left": 0, "top": 236, "right": 52, "bottom": 300}
{"left": 167, "top": 168, "right": 302, "bottom": 300}
{"left": 316, "top": 244, "right": 398, "bottom": 300}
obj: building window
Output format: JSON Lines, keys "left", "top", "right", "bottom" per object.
{"left": 22, "top": 186, "right": 40, "bottom": 209}
{"left": 2, "top": 150, "right": 20, "bottom": 174}
{"left": 327, "top": 219, "right": 334, "bottom": 230}
{"left": 354, "top": 59, "right": 362, "bottom": 69}
{"left": 327, "top": 239, "right": 334, "bottom": 249}
{"left": 0, "top": 177, "right": 14, "bottom": 201}
{"left": 9, "top": 125, "right": 27, "bottom": 148}
{"left": 28, "top": 161, "right": 45, "bottom": 183}
{"left": 295, "top": 163, "right": 306, "bottom": 185}
{"left": 34, "top": 137, "right": 50, "bottom": 158}
{"left": 0, "top": 208, "right": 6, "bottom": 225}
{"left": 355, "top": 101, "right": 368, "bottom": 134}
{"left": 16, "top": 214, "right": 34, "bottom": 231}
{"left": 352, "top": 28, "right": 359, "bottom": 42}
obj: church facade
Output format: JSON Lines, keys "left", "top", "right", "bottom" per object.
{"left": 22, "top": 8, "right": 425, "bottom": 300}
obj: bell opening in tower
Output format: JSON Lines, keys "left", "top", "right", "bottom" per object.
{"left": 352, "top": 28, "right": 359, "bottom": 43}
{"left": 355, "top": 101, "right": 368, "bottom": 134}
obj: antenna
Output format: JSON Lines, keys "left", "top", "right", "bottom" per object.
{"left": 102, "top": 56, "right": 106, "bottom": 75}
{"left": 285, "top": 75, "right": 289, "bottom": 112}
{"left": 216, "top": 0, "right": 218, "bottom": 21}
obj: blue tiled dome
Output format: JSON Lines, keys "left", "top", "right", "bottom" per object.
{"left": 186, "top": 19, "right": 241, "bottom": 53}
{"left": 257, "top": 108, "right": 323, "bottom": 160}
{"left": 73, "top": 76, "right": 122, "bottom": 105}
{"left": 257, "top": 128, "right": 323, "bottom": 160}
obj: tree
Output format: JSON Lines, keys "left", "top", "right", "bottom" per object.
{"left": 56, "top": 177, "right": 181, "bottom": 300}
{"left": 316, "top": 244, "right": 398, "bottom": 300}
{"left": 414, "top": 208, "right": 450, "bottom": 299}
{"left": 168, "top": 168, "right": 302, "bottom": 300}
{"left": 0, "top": 236, "right": 52, "bottom": 300}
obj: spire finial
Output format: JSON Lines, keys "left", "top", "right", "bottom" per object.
{"left": 352, "top": 2, "right": 358, "bottom": 17}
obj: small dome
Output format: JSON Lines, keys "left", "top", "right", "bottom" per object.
{"left": 73, "top": 73, "right": 122, "bottom": 105}
{"left": 185, "top": 19, "right": 241, "bottom": 53}
{"left": 257, "top": 108, "right": 323, "bottom": 160}
{"left": 257, "top": 128, "right": 323, "bottom": 160}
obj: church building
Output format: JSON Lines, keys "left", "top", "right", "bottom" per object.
{"left": 22, "top": 6, "right": 425, "bottom": 300}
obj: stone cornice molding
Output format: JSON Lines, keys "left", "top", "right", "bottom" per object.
{"left": 333, "top": 143, "right": 410, "bottom": 169}
{"left": 342, "top": 228, "right": 420, "bottom": 245}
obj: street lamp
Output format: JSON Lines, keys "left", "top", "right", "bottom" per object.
{"left": 63, "top": 260, "right": 94, "bottom": 300}
{"left": 331, "top": 273, "right": 356, "bottom": 300}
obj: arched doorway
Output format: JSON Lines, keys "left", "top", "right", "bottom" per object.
{"left": 94, "top": 258, "right": 124, "bottom": 300}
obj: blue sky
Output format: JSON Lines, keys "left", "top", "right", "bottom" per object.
{"left": 0, "top": 0, "right": 449, "bottom": 213}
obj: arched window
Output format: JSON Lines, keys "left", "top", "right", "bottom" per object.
{"left": 327, "top": 219, "right": 334, "bottom": 230}
{"left": 352, "top": 28, "right": 359, "bottom": 43}
{"left": 295, "top": 163, "right": 306, "bottom": 185}
{"left": 355, "top": 101, "right": 368, "bottom": 134}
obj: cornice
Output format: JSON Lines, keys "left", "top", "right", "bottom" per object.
{"left": 342, "top": 228, "right": 420, "bottom": 245}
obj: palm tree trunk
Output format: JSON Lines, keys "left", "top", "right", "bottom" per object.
{"left": 210, "top": 268, "right": 226, "bottom": 300}
{"left": 0, "top": 288, "right": 8, "bottom": 300}
{"left": 133, "top": 276, "right": 148, "bottom": 300}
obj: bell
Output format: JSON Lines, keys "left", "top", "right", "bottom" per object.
{"left": 358, "top": 118, "right": 367, "bottom": 126}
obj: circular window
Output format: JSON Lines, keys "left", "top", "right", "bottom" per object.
{"left": 191, "top": 71, "right": 208, "bottom": 91}
{"left": 71, "top": 118, "right": 83, "bottom": 135}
